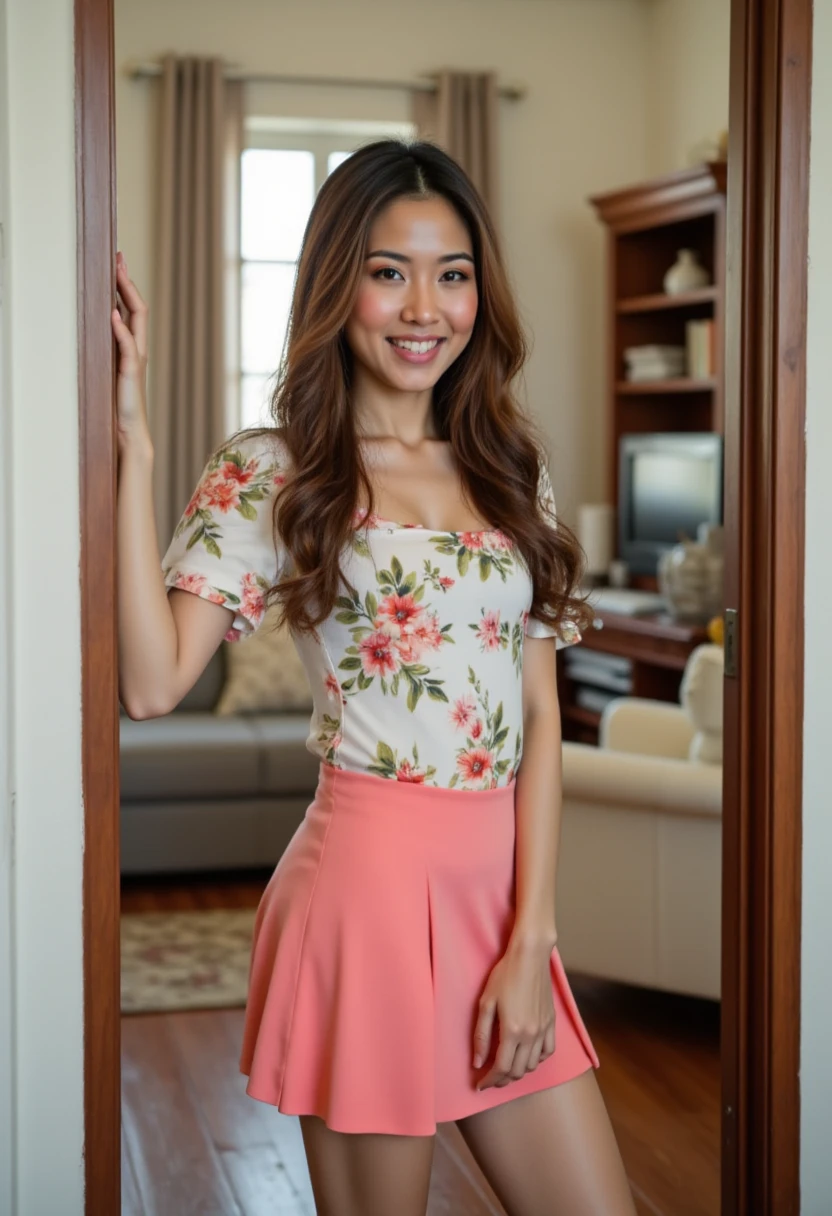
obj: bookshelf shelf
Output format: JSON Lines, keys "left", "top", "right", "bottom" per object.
{"left": 616, "top": 378, "right": 717, "bottom": 395}
{"left": 589, "top": 161, "right": 726, "bottom": 508}
{"left": 616, "top": 287, "right": 718, "bottom": 314}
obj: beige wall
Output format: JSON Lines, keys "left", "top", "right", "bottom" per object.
{"left": 801, "top": 0, "right": 832, "bottom": 1207}
{"left": 645, "top": 0, "right": 731, "bottom": 174}
{"left": 115, "top": 0, "right": 653, "bottom": 519}
{"left": 0, "top": 0, "right": 85, "bottom": 1213}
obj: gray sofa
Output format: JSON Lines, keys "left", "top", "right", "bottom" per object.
{"left": 119, "top": 647, "right": 321, "bottom": 874}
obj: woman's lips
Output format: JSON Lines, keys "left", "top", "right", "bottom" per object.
{"left": 386, "top": 337, "right": 446, "bottom": 364}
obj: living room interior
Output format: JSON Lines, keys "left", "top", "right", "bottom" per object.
{"left": 116, "top": 1, "right": 730, "bottom": 1213}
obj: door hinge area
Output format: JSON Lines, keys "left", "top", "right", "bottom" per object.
{"left": 724, "top": 608, "right": 738, "bottom": 678}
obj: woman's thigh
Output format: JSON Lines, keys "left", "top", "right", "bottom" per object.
{"left": 299, "top": 1114, "right": 436, "bottom": 1216}
{"left": 454, "top": 1070, "right": 637, "bottom": 1216}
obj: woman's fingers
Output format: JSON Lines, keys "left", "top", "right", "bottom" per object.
{"left": 115, "top": 256, "right": 149, "bottom": 360}
{"left": 477, "top": 1031, "right": 520, "bottom": 1090}
{"left": 472, "top": 996, "right": 496, "bottom": 1069}
{"left": 526, "top": 1033, "right": 545, "bottom": 1073}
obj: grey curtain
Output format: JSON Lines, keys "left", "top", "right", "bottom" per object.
{"left": 412, "top": 71, "right": 499, "bottom": 219}
{"left": 150, "top": 54, "right": 244, "bottom": 541}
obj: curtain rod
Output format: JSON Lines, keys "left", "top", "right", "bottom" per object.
{"left": 125, "top": 60, "right": 525, "bottom": 101}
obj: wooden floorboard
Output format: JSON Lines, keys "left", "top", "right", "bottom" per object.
{"left": 121, "top": 870, "right": 719, "bottom": 1215}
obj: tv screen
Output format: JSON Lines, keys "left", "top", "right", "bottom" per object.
{"left": 619, "top": 433, "right": 723, "bottom": 575}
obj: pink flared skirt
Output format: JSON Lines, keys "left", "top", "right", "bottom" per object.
{"left": 239, "top": 762, "right": 599, "bottom": 1135}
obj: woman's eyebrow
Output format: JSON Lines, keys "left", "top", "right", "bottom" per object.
{"left": 366, "top": 249, "right": 475, "bottom": 264}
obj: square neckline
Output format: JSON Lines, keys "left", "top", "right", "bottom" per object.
{"left": 358, "top": 512, "right": 496, "bottom": 536}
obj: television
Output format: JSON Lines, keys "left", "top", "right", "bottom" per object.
{"left": 618, "top": 433, "right": 723, "bottom": 576}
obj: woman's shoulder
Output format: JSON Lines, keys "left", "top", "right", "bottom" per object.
{"left": 214, "top": 425, "right": 292, "bottom": 475}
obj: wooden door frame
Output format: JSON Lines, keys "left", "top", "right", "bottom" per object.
{"left": 721, "top": 0, "right": 809, "bottom": 1211}
{"left": 74, "top": 0, "right": 811, "bottom": 1211}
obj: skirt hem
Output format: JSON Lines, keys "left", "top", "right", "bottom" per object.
{"left": 240, "top": 1057, "right": 598, "bottom": 1137}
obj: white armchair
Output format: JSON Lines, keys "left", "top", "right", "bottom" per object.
{"left": 556, "top": 645, "right": 723, "bottom": 1000}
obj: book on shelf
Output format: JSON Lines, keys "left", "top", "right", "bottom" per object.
{"left": 565, "top": 660, "right": 633, "bottom": 695}
{"left": 623, "top": 344, "right": 686, "bottom": 382}
{"left": 575, "top": 686, "right": 620, "bottom": 715}
{"left": 564, "top": 649, "right": 633, "bottom": 677}
{"left": 685, "top": 319, "right": 715, "bottom": 378}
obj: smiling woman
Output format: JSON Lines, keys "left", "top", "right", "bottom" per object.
{"left": 113, "top": 137, "right": 635, "bottom": 1216}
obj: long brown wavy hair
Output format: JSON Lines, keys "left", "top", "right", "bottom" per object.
{"left": 227, "top": 138, "right": 592, "bottom": 639}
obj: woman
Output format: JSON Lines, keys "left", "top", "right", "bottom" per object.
{"left": 113, "top": 139, "right": 636, "bottom": 1216}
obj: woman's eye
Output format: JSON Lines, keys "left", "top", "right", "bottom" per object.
{"left": 372, "top": 267, "right": 403, "bottom": 281}
{"left": 442, "top": 269, "right": 470, "bottom": 283}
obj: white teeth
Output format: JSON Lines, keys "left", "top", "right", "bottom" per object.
{"left": 391, "top": 338, "right": 439, "bottom": 354}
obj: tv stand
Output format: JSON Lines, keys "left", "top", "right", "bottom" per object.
{"left": 558, "top": 608, "right": 709, "bottom": 746}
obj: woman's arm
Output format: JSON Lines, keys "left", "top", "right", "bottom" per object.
{"left": 510, "top": 633, "right": 563, "bottom": 948}
{"left": 113, "top": 253, "right": 234, "bottom": 720}
{"left": 117, "top": 437, "right": 234, "bottom": 719}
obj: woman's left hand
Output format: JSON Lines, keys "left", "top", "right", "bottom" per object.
{"left": 473, "top": 935, "right": 557, "bottom": 1090}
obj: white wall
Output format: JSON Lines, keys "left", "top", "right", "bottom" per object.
{"left": 645, "top": 0, "right": 731, "bottom": 174}
{"left": 0, "top": 0, "right": 85, "bottom": 1214}
{"left": 801, "top": 0, "right": 832, "bottom": 1208}
{"left": 115, "top": 0, "right": 653, "bottom": 519}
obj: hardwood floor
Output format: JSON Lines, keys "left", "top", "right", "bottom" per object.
{"left": 121, "top": 871, "right": 720, "bottom": 1215}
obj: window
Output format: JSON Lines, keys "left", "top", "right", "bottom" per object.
{"left": 239, "top": 119, "right": 415, "bottom": 429}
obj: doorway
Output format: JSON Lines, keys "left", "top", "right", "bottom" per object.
{"left": 75, "top": 0, "right": 810, "bottom": 1211}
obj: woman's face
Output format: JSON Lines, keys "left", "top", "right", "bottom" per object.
{"left": 344, "top": 195, "right": 478, "bottom": 395}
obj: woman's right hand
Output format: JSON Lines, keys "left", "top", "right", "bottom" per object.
{"left": 111, "top": 250, "right": 151, "bottom": 455}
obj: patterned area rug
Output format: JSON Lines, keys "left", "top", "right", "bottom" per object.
{"left": 120, "top": 908, "right": 257, "bottom": 1014}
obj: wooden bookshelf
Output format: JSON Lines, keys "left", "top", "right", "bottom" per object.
{"left": 590, "top": 161, "right": 727, "bottom": 570}
{"left": 559, "top": 165, "right": 727, "bottom": 747}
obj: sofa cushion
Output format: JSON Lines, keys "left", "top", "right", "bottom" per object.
{"left": 119, "top": 712, "right": 262, "bottom": 800}
{"left": 215, "top": 606, "right": 313, "bottom": 715}
{"left": 248, "top": 713, "right": 322, "bottom": 795}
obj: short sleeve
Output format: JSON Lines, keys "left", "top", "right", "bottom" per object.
{"left": 523, "top": 457, "right": 582, "bottom": 650}
{"left": 160, "top": 431, "right": 289, "bottom": 642}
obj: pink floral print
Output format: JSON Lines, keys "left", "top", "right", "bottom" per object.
{"left": 160, "top": 431, "right": 580, "bottom": 786}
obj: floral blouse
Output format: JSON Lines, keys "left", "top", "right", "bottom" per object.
{"left": 160, "top": 431, "right": 581, "bottom": 791}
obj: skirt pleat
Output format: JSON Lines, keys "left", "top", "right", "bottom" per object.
{"left": 239, "top": 762, "right": 598, "bottom": 1136}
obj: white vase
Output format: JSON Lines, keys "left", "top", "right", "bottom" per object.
{"left": 663, "top": 249, "right": 710, "bottom": 295}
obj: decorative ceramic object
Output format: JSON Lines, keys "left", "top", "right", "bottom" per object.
{"left": 663, "top": 249, "right": 710, "bottom": 295}
{"left": 658, "top": 523, "right": 724, "bottom": 623}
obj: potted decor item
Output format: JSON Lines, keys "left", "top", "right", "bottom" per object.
{"left": 663, "top": 249, "right": 710, "bottom": 295}
{"left": 658, "top": 523, "right": 724, "bottom": 623}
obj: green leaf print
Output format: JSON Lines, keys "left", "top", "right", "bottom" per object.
{"left": 204, "top": 536, "right": 221, "bottom": 559}
{"left": 338, "top": 656, "right": 363, "bottom": 671}
{"left": 425, "top": 684, "right": 449, "bottom": 703}
{"left": 377, "top": 741, "right": 396, "bottom": 767}
{"left": 458, "top": 549, "right": 471, "bottom": 577}
{"left": 478, "top": 554, "right": 492, "bottom": 581}
{"left": 365, "top": 590, "right": 378, "bottom": 618}
{"left": 390, "top": 556, "right": 404, "bottom": 582}
{"left": 236, "top": 499, "right": 258, "bottom": 521}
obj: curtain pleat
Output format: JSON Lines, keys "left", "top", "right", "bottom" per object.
{"left": 412, "top": 71, "right": 499, "bottom": 221}
{"left": 151, "top": 54, "right": 244, "bottom": 541}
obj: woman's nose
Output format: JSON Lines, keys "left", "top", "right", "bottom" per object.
{"left": 401, "top": 281, "right": 438, "bottom": 326}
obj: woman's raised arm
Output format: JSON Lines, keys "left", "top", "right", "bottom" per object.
{"left": 112, "top": 251, "right": 235, "bottom": 720}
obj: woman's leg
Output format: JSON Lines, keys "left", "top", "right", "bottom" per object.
{"left": 299, "top": 1114, "right": 436, "bottom": 1216}
{"left": 454, "top": 1070, "right": 637, "bottom": 1216}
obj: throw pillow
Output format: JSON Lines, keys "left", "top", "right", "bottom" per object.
{"left": 214, "top": 604, "right": 312, "bottom": 715}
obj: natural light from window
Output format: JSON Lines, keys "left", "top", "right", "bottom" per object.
{"left": 239, "top": 121, "right": 415, "bottom": 430}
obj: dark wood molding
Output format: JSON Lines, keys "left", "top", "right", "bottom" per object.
{"left": 75, "top": 0, "right": 121, "bottom": 1211}
{"left": 721, "top": 0, "right": 810, "bottom": 1211}
{"left": 589, "top": 161, "right": 727, "bottom": 230}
